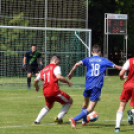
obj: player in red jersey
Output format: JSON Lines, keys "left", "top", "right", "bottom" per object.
{"left": 115, "top": 58, "right": 134, "bottom": 133}
{"left": 34, "top": 55, "right": 73, "bottom": 124}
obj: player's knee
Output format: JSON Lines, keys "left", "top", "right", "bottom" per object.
{"left": 27, "top": 73, "right": 32, "bottom": 77}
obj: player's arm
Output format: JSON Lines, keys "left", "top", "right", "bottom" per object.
{"left": 38, "top": 57, "right": 43, "bottom": 64}
{"left": 34, "top": 73, "right": 40, "bottom": 91}
{"left": 114, "top": 65, "right": 122, "bottom": 70}
{"left": 56, "top": 75, "right": 72, "bottom": 87}
{"left": 22, "top": 57, "right": 27, "bottom": 71}
{"left": 119, "top": 69, "right": 127, "bottom": 80}
{"left": 68, "top": 61, "right": 83, "bottom": 79}
{"left": 119, "top": 60, "right": 129, "bottom": 80}
{"left": 54, "top": 66, "right": 72, "bottom": 87}
{"left": 23, "top": 57, "right": 26, "bottom": 64}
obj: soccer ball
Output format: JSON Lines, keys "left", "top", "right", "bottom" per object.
{"left": 87, "top": 111, "right": 98, "bottom": 122}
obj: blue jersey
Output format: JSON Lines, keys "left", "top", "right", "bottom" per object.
{"left": 25, "top": 50, "right": 41, "bottom": 65}
{"left": 82, "top": 56, "right": 114, "bottom": 90}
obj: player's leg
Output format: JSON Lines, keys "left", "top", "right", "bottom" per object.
{"left": 81, "top": 97, "right": 89, "bottom": 125}
{"left": 115, "top": 87, "right": 131, "bottom": 132}
{"left": 27, "top": 65, "right": 32, "bottom": 89}
{"left": 69, "top": 100, "right": 97, "bottom": 129}
{"left": 27, "top": 73, "right": 32, "bottom": 89}
{"left": 115, "top": 101, "right": 126, "bottom": 132}
{"left": 34, "top": 97, "right": 54, "bottom": 124}
{"left": 55, "top": 91, "right": 73, "bottom": 123}
{"left": 127, "top": 88, "right": 134, "bottom": 125}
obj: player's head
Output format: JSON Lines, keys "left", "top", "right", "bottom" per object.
{"left": 31, "top": 44, "right": 37, "bottom": 52}
{"left": 50, "top": 55, "right": 61, "bottom": 65}
{"left": 92, "top": 45, "right": 101, "bottom": 56}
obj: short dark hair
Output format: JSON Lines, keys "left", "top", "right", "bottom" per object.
{"left": 50, "top": 55, "right": 61, "bottom": 61}
{"left": 31, "top": 44, "right": 37, "bottom": 47}
{"left": 92, "top": 45, "right": 101, "bottom": 53}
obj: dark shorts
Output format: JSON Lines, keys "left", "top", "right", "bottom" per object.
{"left": 27, "top": 64, "right": 39, "bottom": 74}
{"left": 83, "top": 88, "right": 101, "bottom": 101}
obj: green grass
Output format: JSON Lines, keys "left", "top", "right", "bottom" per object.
{"left": 0, "top": 76, "right": 133, "bottom": 134}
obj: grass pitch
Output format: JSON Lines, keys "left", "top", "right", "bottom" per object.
{"left": 0, "top": 76, "right": 133, "bottom": 134}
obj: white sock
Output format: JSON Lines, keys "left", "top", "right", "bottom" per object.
{"left": 35, "top": 106, "right": 49, "bottom": 122}
{"left": 57, "top": 103, "right": 71, "bottom": 120}
{"left": 131, "top": 109, "right": 134, "bottom": 115}
{"left": 115, "top": 111, "right": 123, "bottom": 128}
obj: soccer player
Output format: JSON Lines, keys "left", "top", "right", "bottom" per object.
{"left": 34, "top": 55, "right": 73, "bottom": 124}
{"left": 68, "top": 45, "right": 121, "bottom": 129}
{"left": 115, "top": 58, "right": 134, "bottom": 133}
{"left": 22, "top": 44, "right": 43, "bottom": 89}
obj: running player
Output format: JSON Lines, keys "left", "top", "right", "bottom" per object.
{"left": 115, "top": 58, "right": 134, "bottom": 133}
{"left": 22, "top": 44, "right": 43, "bottom": 89}
{"left": 68, "top": 45, "right": 121, "bottom": 129}
{"left": 34, "top": 55, "right": 73, "bottom": 124}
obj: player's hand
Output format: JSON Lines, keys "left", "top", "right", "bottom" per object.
{"left": 123, "top": 76, "right": 127, "bottom": 79}
{"left": 22, "top": 64, "right": 26, "bottom": 71}
{"left": 68, "top": 82, "right": 72, "bottom": 87}
{"left": 35, "top": 86, "right": 39, "bottom": 92}
{"left": 67, "top": 73, "right": 72, "bottom": 79}
{"left": 39, "top": 64, "right": 44, "bottom": 70}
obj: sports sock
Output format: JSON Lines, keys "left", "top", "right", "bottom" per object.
{"left": 57, "top": 103, "right": 71, "bottom": 120}
{"left": 82, "top": 108, "right": 87, "bottom": 122}
{"left": 35, "top": 106, "right": 49, "bottom": 122}
{"left": 73, "top": 109, "right": 88, "bottom": 121}
{"left": 131, "top": 109, "right": 134, "bottom": 115}
{"left": 115, "top": 110, "right": 123, "bottom": 128}
{"left": 27, "top": 77, "right": 31, "bottom": 87}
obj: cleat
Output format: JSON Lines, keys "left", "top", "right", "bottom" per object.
{"left": 82, "top": 120, "right": 89, "bottom": 126}
{"left": 33, "top": 121, "right": 40, "bottom": 125}
{"left": 114, "top": 128, "right": 120, "bottom": 133}
{"left": 54, "top": 117, "right": 63, "bottom": 124}
{"left": 69, "top": 118, "right": 76, "bottom": 129}
{"left": 127, "top": 110, "right": 133, "bottom": 125}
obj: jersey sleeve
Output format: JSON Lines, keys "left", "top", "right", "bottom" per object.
{"left": 54, "top": 66, "right": 62, "bottom": 76}
{"left": 82, "top": 58, "right": 88, "bottom": 66}
{"left": 122, "top": 60, "right": 129, "bottom": 70}
{"left": 105, "top": 59, "right": 115, "bottom": 68}
{"left": 36, "top": 73, "right": 41, "bottom": 81}
{"left": 25, "top": 51, "right": 28, "bottom": 57}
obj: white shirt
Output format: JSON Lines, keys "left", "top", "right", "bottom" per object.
{"left": 36, "top": 66, "right": 61, "bottom": 81}
{"left": 122, "top": 60, "right": 129, "bottom": 70}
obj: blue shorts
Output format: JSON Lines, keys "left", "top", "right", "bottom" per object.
{"left": 83, "top": 88, "right": 101, "bottom": 101}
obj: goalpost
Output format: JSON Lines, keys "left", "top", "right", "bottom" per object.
{"left": 0, "top": 25, "right": 92, "bottom": 88}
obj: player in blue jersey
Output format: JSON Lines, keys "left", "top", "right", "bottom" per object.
{"left": 22, "top": 44, "right": 43, "bottom": 89}
{"left": 68, "top": 45, "right": 122, "bottom": 129}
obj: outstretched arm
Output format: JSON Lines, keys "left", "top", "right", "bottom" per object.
{"left": 114, "top": 65, "right": 122, "bottom": 70}
{"left": 68, "top": 61, "right": 83, "bottom": 79}
{"left": 56, "top": 75, "right": 72, "bottom": 87}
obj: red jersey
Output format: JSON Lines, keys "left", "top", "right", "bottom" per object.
{"left": 125, "top": 58, "right": 134, "bottom": 85}
{"left": 40, "top": 64, "right": 60, "bottom": 96}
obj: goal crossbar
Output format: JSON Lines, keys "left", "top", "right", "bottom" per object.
{"left": 0, "top": 25, "right": 91, "bottom": 32}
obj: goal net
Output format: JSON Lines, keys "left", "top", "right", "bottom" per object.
{"left": 0, "top": 26, "right": 91, "bottom": 89}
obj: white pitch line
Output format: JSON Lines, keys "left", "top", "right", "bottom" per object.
{"left": 0, "top": 120, "right": 128, "bottom": 129}
{"left": 0, "top": 123, "right": 57, "bottom": 129}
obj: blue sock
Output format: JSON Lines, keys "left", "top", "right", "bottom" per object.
{"left": 82, "top": 108, "right": 87, "bottom": 122}
{"left": 73, "top": 109, "right": 88, "bottom": 121}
